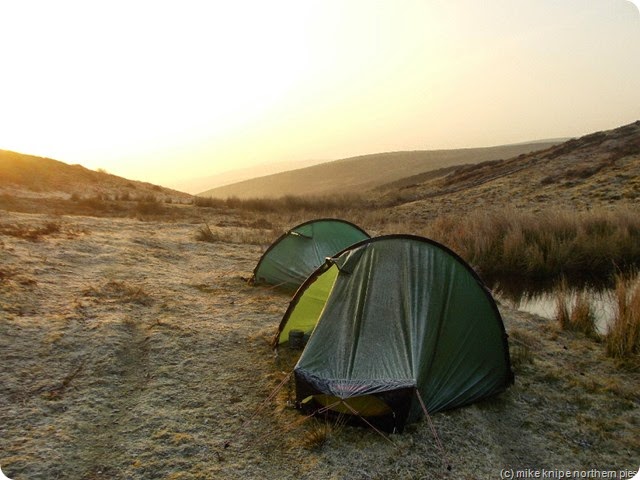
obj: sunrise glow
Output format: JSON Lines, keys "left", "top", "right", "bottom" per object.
{"left": 1, "top": 0, "right": 639, "bottom": 191}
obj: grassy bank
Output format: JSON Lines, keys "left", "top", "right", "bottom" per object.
{"left": 5, "top": 189, "right": 640, "bottom": 282}
{"left": 423, "top": 207, "right": 640, "bottom": 280}
{"left": 195, "top": 197, "right": 640, "bottom": 282}
{"left": 194, "top": 193, "right": 371, "bottom": 216}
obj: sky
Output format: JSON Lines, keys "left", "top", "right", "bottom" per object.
{"left": 1, "top": 0, "right": 639, "bottom": 192}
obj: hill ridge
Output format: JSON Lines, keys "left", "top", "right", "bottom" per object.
{"left": 198, "top": 141, "right": 563, "bottom": 199}
{"left": 0, "top": 149, "right": 191, "bottom": 202}
{"left": 388, "top": 120, "right": 640, "bottom": 218}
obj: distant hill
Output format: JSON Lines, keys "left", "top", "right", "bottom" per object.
{"left": 172, "top": 158, "right": 328, "bottom": 194}
{"left": 5, "top": 119, "right": 637, "bottom": 221}
{"left": 0, "top": 149, "right": 192, "bottom": 202}
{"left": 198, "top": 141, "right": 563, "bottom": 199}
{"left": 386, "top": 120, "right": 640, "bottom": 219}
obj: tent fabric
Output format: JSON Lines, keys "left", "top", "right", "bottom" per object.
{"left": 278, "top": 234, "right": 513, "bottom": 431}
{"left": 274, "top": 264, "right": 340, "bottom": 347}
{"left": 251, "top": 219, "right": 369, "bottom": 291}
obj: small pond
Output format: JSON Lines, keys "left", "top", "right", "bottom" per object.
{"left": 486, "top": 276, "right": 617, "bottom": 334}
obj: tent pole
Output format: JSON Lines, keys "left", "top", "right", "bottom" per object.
{"left": 338, "top": 400, "right": 396, "bottom": 446}
{"left": 415, "top": 389, "right": 452, "bottom": 472}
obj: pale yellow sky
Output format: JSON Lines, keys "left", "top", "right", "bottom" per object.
{"left": 1, "top": 0, "right": 639, "bottom": 191}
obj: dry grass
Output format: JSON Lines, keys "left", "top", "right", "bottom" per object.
{"left": 554, "top": 278, "right": 572, "bottom": 331}
{"left": 195, "top": 222, "right": 276, "bottom": 246}
{"left": 508, "top": 337, "right": 534, "bottom": 371}
{"left": 0, "top": 221, "right": 61, "bottom": 241}
{"left": 570, "top": 292, "right": 598, "bottom": 338}
{"left": 195, "top": 193, "right": 371, "bottom": 218}
{"left": 194, "top": 223, "right": 218, "bottom": 243}
{"left": 605, "top": 273, "right": 640, "bottom": 360}
{"left": 424, "top": 207, "right": 640, "bottom": 279}
{"left": 83, "top": 280, "right": 154, "bottom": 306}
{"left": 134, "top": 196, "right": 166, "bottom": 216}
{"left": 2, "top": 212, "right": 638, "bottom": 480}
{"left": 6, "top": 188, "right": 639, "bottom": 286}
{"left": 2, "top": 126, "right": 640, "bottom": 477}
{"left": 0, "top": 192, "right": 198, "bottom": 220}
{"left": 553, "top": 279, "right": 598, "bottom": 338}
{"left": 192, "top": 198, "right": 640, "bottom": 281}
{"left": 302, "top": 420, "right": 335, "bottom": 450}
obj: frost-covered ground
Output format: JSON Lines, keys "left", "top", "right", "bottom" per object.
{"left": 1, "top": 212, "right": 638, "bottom": 480}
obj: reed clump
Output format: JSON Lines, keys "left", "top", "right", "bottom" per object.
{"left": 0, "top": 221, "right": 61, "bottom": 241}
{"left": 195, "top": 223, "right": 218, "bottom": 243}
{"left": 605, "top": 273, "right": 640, "bottom": 359}
{"left": 302, "top": 420, "right": 335, "bottom": 450}
{"left": 194, "top": 193, "right": 369, "bottom": 214}
{"left": 194, "top": 223, "right": 273, "bottom": 246}
{"left": 134, "top": 195, "right": 165, "bottom": 215}
{"left": 552, "top": 278, "right": 598, "bottom": 337}
{"left": 569, "top": 291, "right": 598, "bottom": 338}
{"left": 426, "top": 207, "right": 640, "bottom": 279}
{"left": 554, "top": 278, "right": 572, "bottom": 331}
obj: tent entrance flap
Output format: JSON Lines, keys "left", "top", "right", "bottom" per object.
{"left": 297, "top": 386, "right": 417, "bottom": 433}
{"left": 303, "top": 394, "right": 392, "bottom": 417}
{"left": 276, "top": 264, "right": 340, "bottom": 345}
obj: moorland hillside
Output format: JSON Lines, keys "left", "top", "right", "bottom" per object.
{"left": 198, "top": 141, "right": 562, "bottom": 199}
{"left": 0, "top": 150, "right": 193, "bottom": 217}
{"left": 382, "top": 120, "right": 640, "bottom": 220}
{"left": 1, "top": 123, "right": 639, "bottom": 479}
{"left": 0, "top": 149, "right": 191, "bottom": 203}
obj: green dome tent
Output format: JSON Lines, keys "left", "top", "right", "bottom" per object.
{"left": 251, "top": 219, "right": 369, "bottom": 291}
{"left": 276, "top": 234, "right": 513, "bottom": 432}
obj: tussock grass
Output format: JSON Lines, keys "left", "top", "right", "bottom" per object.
{"left": 73, "top": 194, "right": 122, "bottom": 212}
{"left": 0, "top": 221, "right": 61, "bottom": 241}
{"left": 302, "top": 419, "right": 335, "bottom": 450}
{"left": 2, "top": 192, "right": 195, "bottom": 219}
{"left": 0, "top": 266, "right": 17, "bottom": 283}
{"left": 425, "top": 207, "right": 640, "bottom": 279}
{"left": 508, "top": 328, "right": 538, "bottom": 369}
{"left": 570, "top": 292, "right": 597, "bottom": 338}
{"left": 605, "top": 273, "right": 640, "bottom": 359}
{"left": 194, "top": 223, "right": 274, "bottom": 246}
{"left": 509, "top": 341, "right": 533, "bottom": 369}
{"left": 194, "top": 193, "right": 369, "bottom": 214}
{"left": 195, "top": 224, "right": 218, "bottom": 243}
{"left": 83, "top": 280, "right": 153, "bottom": 306}
{"left": 134, "top": 195, "right": 165, "bottom": 216}
{"left": 554, "top": 278, "right": 572, "bottom": 331}
{"left": 0, "top": 266, "right": 36, "bottom": 287}
{"left": 553, "top": 279, "right": 598, "bottom": 337}
{"left": 194, "top": 199, "right": 640, "bottom": 282}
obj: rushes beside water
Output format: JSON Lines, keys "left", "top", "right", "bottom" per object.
{"left": 426, "top": 207, "right": 640, "bottom": 280}
{"left": 605, "top": 273, "right": 640, "bottom": 359}
{"left": 570, "top": 291, "right": 598, "bottom": 338}
{"left": 532, "top": 272, "right": 640, "bottom": 362}
{"left": 553, "top": 278, "right": 598, "bottom": 338}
